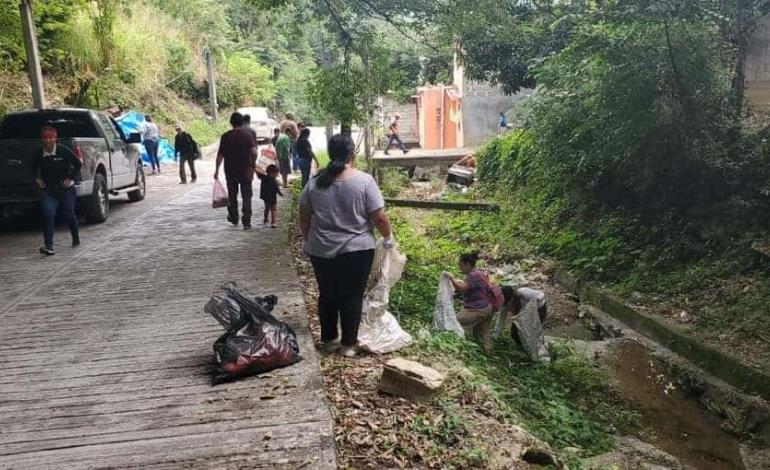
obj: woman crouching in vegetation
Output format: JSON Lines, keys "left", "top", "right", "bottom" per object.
{"left": 496, "top": 286, "right": 548, "bottom": 344}
{"left": 446, "top": 252, "right": 495, "bottom": 353}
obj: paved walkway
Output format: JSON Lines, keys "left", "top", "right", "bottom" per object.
{"left": 0, "top": 156, "right": 335, "bottom": 469}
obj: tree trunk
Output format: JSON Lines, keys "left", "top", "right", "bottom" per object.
{"left": 364, "top": 119, "right": 372, "bottom": 160}
{"left": 730, "top": 0, "right": 756, "bottom": 117}
{"left": 732, "top": 41, "right": 748, "bottom": 117}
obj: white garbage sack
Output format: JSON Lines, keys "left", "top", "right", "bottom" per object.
{"left": 357, "top": 241, "right": 413, "bottom": 354}
{"left": 432, "top": 273, "right": 465, "bottom": 337}
{"left": 513, "top": 300, "right": 550, "bottom": 363}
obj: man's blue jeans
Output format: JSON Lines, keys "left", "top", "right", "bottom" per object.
{"left": 42, "top": 186, "right": 79, "bottom": 249}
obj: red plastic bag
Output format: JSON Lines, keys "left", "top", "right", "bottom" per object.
{"left": 212, "top": 179, "right": 228, "bottom": 208}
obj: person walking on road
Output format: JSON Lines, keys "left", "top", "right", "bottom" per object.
{"left": 275, "top": 124, "right": 293, "bottom": 188}
{"left": 299, "top": 133, "right": 395, "bottom": 357}
{"left": 498, "top": 112, "right": 508, "bottom": 137}
{"left": 214, "top": 112, "right": 258, "bottom": 230}
{"left": 174, "top": 124, "right": 198, "bottom": 184}
{"left": 446, "top": 252, "right": 495, "bottom": 353}
{"left": 142, "top": 115, "right": 161, "bottom": 174}
{"left": 259, "top": 164, "right": 283, "bottom": 228}
{"left": 33, "top": 125, "right": 82, "bottom": 256}
{"left": 243, "top": 114, "right": 258, "bottom": 143}
{"left": 296, "top": 127, "right": 319, "bottom": 188}
{"left": 384, "top": 113, "right": 408, "bottom": 155}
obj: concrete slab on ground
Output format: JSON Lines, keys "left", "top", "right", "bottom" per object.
{"left": 372, "top": 147, "right": 476, "bottom": 164}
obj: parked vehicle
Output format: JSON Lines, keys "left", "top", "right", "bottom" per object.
{"left": 236, "top": 107, "right": 277, "bottom": 144}
{"left": 0, "top": 108, "right": 146, "bottom": 223}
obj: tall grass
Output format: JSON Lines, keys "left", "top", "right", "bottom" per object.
{"left": 61, "top": 9, "right": 100, "bottom": 74}
{"left": 186, "top": 117, "right": 230, "bottom": 145}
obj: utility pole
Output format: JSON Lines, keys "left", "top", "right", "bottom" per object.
{"left": 19, "top": 0, "right": 45, "bottom": 108}
{"left": 320, "top": 33, "right": 334, "bottom": 142}
{"left": 205, "top": 49, "right": 218, "bottom": 120}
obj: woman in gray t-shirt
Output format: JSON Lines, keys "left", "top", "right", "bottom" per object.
{"left": 299, "top": 134, "right": 394, "bottom": 357}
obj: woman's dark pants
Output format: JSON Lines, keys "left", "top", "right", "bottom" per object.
{"left": 299, "top": 158, "right": 311, "bottom": 188}
{"left": 311, "top": 249, "right": 375, "bottom": 346}
{"left": 144, "top": 139, "right": 160, "bottom": 171}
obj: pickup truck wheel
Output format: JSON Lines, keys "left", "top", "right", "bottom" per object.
{"left": 85, "top": 173, "right": 109, "bottom": 223}
{"left": 127, "top": 164, "right": 146, "bottom": 202}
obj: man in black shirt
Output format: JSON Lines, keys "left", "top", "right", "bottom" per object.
{"left": 214, "top": 112, "right": 258, "bottom": 229}
{"left": 32, "top": 126, "right": 82, "bottom": 255}
{"left": 174, "top": 124, "right": 198, "bottom": 184}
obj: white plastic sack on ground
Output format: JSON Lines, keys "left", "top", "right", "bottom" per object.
{"left": 432, "top": 273, "right": 465, "bottom": 337}
{"left": 513, "top": 300, "right": 550, "bottom": 363}
{"left": 357, "top": 241, "right": 413, "bottom": 354}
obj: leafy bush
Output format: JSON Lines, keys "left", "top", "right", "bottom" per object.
{"left": 165, "top": 40, "right": 200, "bottom": 99}
{"left": 531, "top": 17, "right": 732, "bottom": 216}
{"left": 476, "top": 129, "right": 536, "bottom": 197}
{"left": 186, "top": 117, "right": 231, "bottom": 145}
{"left": 217, "top": 51, "right": 275, "bottom": 109}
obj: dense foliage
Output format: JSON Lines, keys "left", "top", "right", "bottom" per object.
{"left": 385, "top": 208, "right": 637, "bottom": 456}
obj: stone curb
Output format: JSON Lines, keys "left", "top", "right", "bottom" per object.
{"left": 552, "top": 267, "right": 770, "bottom": 402}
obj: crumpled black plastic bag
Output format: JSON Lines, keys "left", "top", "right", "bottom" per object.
{"left": 205, "top": 282, "right": 301, "bottom": 385}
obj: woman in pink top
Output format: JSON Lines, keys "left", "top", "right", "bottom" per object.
{"left": 447, "top": 252, "right": 494, "bottom": 352}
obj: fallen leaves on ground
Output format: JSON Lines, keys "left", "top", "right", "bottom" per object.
{"left": 290, "top": 229, "right": 536, "bottom": 469}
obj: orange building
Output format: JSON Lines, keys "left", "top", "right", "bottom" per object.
{"left": 415, "top": 86, "right": 462, "bottom": 150}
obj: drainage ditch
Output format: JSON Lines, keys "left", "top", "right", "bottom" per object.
{"left": 488, "top": 260, "right": 766, "bottom": 468}
{"left": 546, "top": 312, "right": 755, "bottom": 469}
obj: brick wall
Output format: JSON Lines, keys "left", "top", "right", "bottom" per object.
{"left": 378, "top": 97, "right": 418, "bottom": 143}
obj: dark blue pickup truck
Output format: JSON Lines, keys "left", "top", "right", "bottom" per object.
{"left": 0, "top": 108, "right": 146, "bottom": 222}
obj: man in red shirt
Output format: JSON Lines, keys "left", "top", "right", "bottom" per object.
{"left": 214, "top": 112, "right": 258, "bottom": 229}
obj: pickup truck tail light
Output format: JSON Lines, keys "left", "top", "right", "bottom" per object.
{"left": 73, "top": 146, "right": 83, "bottom": 162}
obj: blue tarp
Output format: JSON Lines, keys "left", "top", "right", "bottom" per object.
{"left": 115, "top": 111, "right": 176, "bottom": 165}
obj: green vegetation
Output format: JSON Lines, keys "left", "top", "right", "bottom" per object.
{"left": 472, "top": 128, "right": 770, "bottom": 359}
{"left": 387, "top": 208, "right": 638, "bottom": 457}
{"left": 1, "top": 0, "right": 450, "bottom": 140}
{"left": 433, "top": 1, "right": 770, "bottom": 359}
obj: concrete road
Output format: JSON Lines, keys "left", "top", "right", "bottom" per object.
{"left": 0, "top": 156, "right": 335, "bottom": 469}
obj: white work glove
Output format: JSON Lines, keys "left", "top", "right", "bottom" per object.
{"left": 383, "top": 236, "right": 396, "bottom": 250}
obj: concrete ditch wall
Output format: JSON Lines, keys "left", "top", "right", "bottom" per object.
{"left": 551, "top": 266, "right": 770, "bottom": 403}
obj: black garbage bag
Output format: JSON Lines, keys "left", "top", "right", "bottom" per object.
{"left": 206, "top": 282, "right": 278, "bottom": 330}
{"left": 205, "top": 282, "right": 301, "bottom": 384}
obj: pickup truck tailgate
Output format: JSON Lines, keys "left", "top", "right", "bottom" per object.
{"left": 0, "top": 139, "right": 37, "bottom": 185}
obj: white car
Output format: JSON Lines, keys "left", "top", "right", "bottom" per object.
{"left": 236, "top": 107, "right": 277, "bottom": 144}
